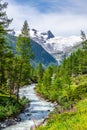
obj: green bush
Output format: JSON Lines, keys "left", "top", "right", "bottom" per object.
{"left": 69, "top": 82, "right": 87, "bottom": 102}
{"left": 0, "top": 94, "right": 29, "bottom": 120}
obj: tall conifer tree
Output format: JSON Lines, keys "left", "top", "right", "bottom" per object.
{"left": 16, "top": 20, "right": 33, "bottom": 101}
{"left": 0, "top": 0, "right": 12, "bottom": 85}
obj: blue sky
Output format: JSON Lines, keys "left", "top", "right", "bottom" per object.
{"left": 13, "top": 0, "right": 70, "bottom": 13}
{"left": 6, "top": 0, "right": 87, "bottom": 36}
{"left": 10, "top": 0, "right": 87, "bottom": 14}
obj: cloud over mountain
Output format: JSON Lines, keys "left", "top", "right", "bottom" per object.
{"left": 6, "top": 0, "right": 87, "bottom": 36}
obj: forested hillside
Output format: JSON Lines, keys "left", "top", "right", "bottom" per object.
{"left": 0, "top": 0, "right": 57, "bottom": 122}
{"left": 36, "top": 31, "right": 87, "bottom": 130}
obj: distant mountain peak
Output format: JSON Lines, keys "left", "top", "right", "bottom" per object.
{"left": 29, "top": 28, "right": 83, "bottom": 63}
{"left": 32, "top": 29, "right": 37, "bottom": 35}
{"left": 47, "top": 30, "right": 55, "bottom": 39}
{"left": 30, "top": 29, "right": 82, "bottom": 53}
{"left": 41, "top": 30, "right": 54, "bottom": 39}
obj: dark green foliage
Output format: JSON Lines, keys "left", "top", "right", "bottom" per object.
{"left": 14, "top": 20, "right": 34, "bottom": 101}
{"left": 21, "top": 20, "right": 30, "bottom": 37}
{"left": 0, "top": 1, "right": 12, "bottom": 30}
{"left": 0, "top": 94, "right": 29, "bottom": 120}
{"left": 0, "top": 1, "right": 33, "bottom": 120}
{"left": 0, "top": 0, "right": 12, "bottom": 85}
{"left": 34, "top": 62, "right": 44, "bottom": 82}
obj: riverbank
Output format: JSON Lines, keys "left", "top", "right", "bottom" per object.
{"left": 36, "top": 99, "right": 87, "bottom": 130}
{"left": 35, "top": 74, "right": 87, "bottom": 130}
{"left": 2, "top": 84, "right": 54, "bottom": 130}
{"left": 0, "top": 91, "right": 29, "bottom": 129}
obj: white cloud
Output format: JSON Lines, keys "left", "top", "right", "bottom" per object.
{"left": 6, "top": 0, "right": 87, "bottom": 36}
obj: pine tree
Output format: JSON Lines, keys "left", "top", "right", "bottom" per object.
{"left": 81, "top": 30, "right": 86, "bottom": 41}
{"left": 81, "top": 30, "right": 87, "bottom": 51}
{"left": 21, "top": 20, "right": 30, "bottom": 37}
{"left": 80, "top": 31, "right": 87, "bottom": 73}
{"left": 16, "top": 20, "right": 33, "bottom": 101}
{"left": 35, "top": 62, "right": 44, "bottom": 81}
{"left": 0, "top": 0, "right": 12, "bottom": 85}
{"left": 43, "top": 66, "right": 53, "bottom": 93}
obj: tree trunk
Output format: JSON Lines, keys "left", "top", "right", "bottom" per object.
{"left": 17, "top": 84, "right": 19, "bottom": 102}
{"left": 16, "top": 62, "right": 22, "bottom": 102}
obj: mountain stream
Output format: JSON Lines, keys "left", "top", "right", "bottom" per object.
{"left": 3, "top": 84, "right": 54, "bottom": 130}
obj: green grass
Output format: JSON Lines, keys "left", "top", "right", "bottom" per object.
{"left": 36, "top": 99, "right": 87, "bottom": 130}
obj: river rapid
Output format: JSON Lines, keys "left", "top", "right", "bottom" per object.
{"left": 3, "top": 84, "right": 54, "bottom": 130}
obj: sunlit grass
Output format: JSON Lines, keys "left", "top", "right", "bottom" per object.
{"left": 36, "top": 99, "right": 87, "bottom": 130}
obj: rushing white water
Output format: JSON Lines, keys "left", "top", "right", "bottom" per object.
{"left": 3, "top": 84, "right": 54, "bottom": 130}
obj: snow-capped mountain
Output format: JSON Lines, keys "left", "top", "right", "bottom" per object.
{"left": 30, "top": 29, "right": 82, "bottom": 61}
{"left": 46, "top": 36, "right": 82, "bottom": 52}
{"left": 30, "top": 29, "right": 82, "bottom": 52}
{"left": 30, "top": 29, "right": 54, "bottom": 45}
{"left": 14, "top": 29, "right": 82, "bottom": 62}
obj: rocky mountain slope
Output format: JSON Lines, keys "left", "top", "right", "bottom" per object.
{"left": 8, "top": 35, "right": 57, "bottom": 67}
{"left": 30, "top": 29, "right": 82, "bottom": 62}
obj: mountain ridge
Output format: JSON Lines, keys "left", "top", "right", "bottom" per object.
{"left": 11, "top": 29, "right": 82, "bottom": 62}
{"left": 30, "top": 29, "right": 82, "bottom": 62}
{"left": 7, "top": 34, "right": 58, "bottom": 67}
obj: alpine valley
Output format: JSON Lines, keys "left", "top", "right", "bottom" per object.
{"left": 1, "top": 1, "right": 87, "bottom": 130}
